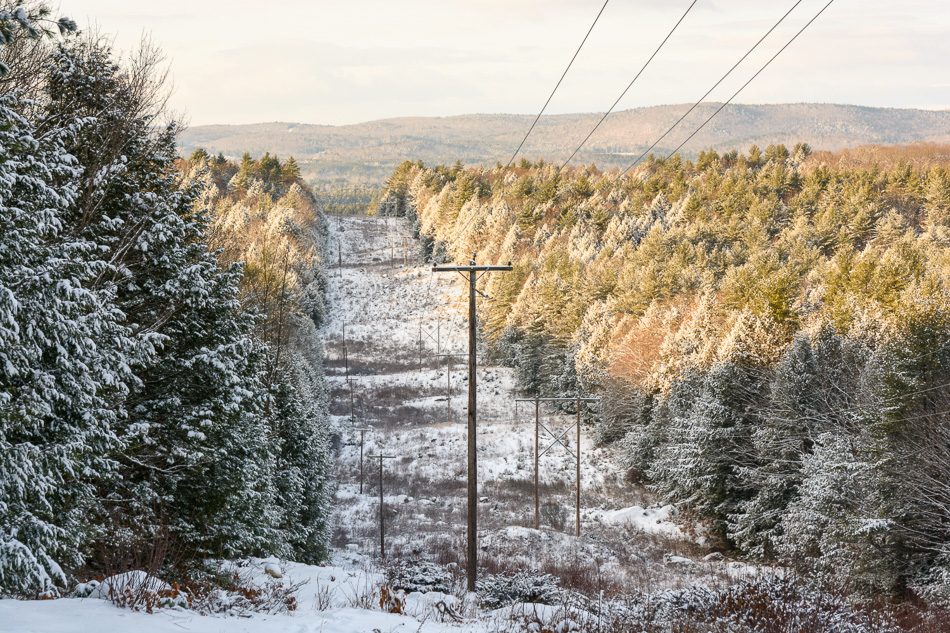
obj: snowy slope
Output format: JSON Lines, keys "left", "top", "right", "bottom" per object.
{"left": 0, "top": 214, "right": 755, "bottom": 633}
{"left": 321, "top": 215, "right": 739, "bottom": 591}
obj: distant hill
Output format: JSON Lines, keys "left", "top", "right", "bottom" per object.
{"left": 178, "top": 103, "right": 950, "bottom": 185}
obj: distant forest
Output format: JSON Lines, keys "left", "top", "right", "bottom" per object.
{"left": 387, "top": 144, "right": 950, "bottom": 603}
{"left": 179, "top": 103, "right": 950, "bottom": 187}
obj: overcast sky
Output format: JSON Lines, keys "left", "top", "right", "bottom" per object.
{"left": 62, "top": 0, "right": 948, "bottom": 127}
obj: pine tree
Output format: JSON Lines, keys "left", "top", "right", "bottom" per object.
{"left": 0, "top": 93, "right": 138, "bottom": 593}
{"left": 44, "top": 39, "right": 280, "bottom": 558}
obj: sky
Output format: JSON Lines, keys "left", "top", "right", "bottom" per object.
{"left": 62, "top": 0, "right": 949, "bottom": 127}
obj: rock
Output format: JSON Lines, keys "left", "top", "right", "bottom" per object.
{"left": 703, "top": 552, "right": 726, "bottom": 562}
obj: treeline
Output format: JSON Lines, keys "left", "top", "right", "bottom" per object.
{"left": 0, "top": 4, "right": 331, "bottom": 596}
{"left": 315, "top": 183, "right": 386, "bottom": 216}
{"left": 387, "top": 146, "right": 950, "bottom": 602}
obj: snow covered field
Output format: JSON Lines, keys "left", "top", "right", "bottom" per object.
{"left": 0, "top": 214, "right": 760, "bottom": 633}
{"left": 321, "top": 215, "right": 746, "bottom": 590}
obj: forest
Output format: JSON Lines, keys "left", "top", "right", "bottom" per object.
{"left": 0, "top": 8, "right": 332, "bottom": 596}
{"left": 387, "top": 144, "right": 950, "bottom": 604}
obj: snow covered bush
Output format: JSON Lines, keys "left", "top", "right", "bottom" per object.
{"left": 477, "top": 571, "right": 561, "bottom": 609}
{"left": 385, "top": 558, "right": 454, "bottom": 595}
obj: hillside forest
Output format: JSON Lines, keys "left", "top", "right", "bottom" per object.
{"left": 387, "top": 145, "right": 950, "bottom": 603}
{"left": 0, "top": 16, "right": 333, "bottom": 595}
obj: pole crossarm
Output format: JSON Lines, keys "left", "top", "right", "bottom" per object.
{"left": 432, "top": 265, "right": 514, "bottom": 272}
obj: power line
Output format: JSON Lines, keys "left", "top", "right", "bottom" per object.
{"left": 560, "top": 0, "right": 698, "bottom": 170}
{"left": 465, "top": 1, "right": 691, "bottom": 245}
{"left": 613, "top": 0, "right": 806, "bottom": 180}
{"left": 663, "top": 0, "right": 835, "bottom": 161}
{"left": 504, "top": 0, "right": 610, "bottom": 171}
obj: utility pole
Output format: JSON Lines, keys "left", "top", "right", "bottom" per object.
{"left": 434, "top": 353, "right": 464, "bottom": 425}
{"left": 417, "top": 315, "right": 443, "bottom": 371}
{"left": 433, "top": 254, "right": 512, "bottom": 592}
{"left": 338, "top": 241, "right": 342, "bottom": 278}
{"left": 342, "top": 320, "right": 349, "bottom": 383}
{"left": 535, "top": 396, "right": 540, "bottom": 529}
{"left": 386, "top": 235, "right": 411, "bottom": 269}
{"left": 354, "top": 427, "right": 372, "bottom": 494}
{"left": 516, "top": 395, "right": 600, "bottom": 536}
{"left": 367, "top": 454, "right": 396, "bottom": 558}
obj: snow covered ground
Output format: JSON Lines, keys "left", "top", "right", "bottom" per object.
{"left": 0, "top": 554, "right": 483, "bottom": 633}
{"left": 0, "top": 214, "right": 759, "bottom": 632}
{"left": 321, "top": 215, "right": 746, "bottom": 590}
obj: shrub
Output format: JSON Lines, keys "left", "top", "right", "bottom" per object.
{"left": 477, "top": 571, "right": 561, "bottom": 609}
{"left": 385, "top": 558, "right": 453, "bottom": 594}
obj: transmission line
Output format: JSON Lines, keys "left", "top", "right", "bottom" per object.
{"left": 504, "top": 0, "right": 610, "bottom": 171}
{"left": 662, "top": 0, "right": 835, "bottom": 161}
{"left": 560, "top": 0, "right": 698, "bottom": 170}
{"left": 614, "top": 0, "right": 806, "bottom": 180}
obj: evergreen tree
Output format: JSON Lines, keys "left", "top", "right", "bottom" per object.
{"left": 0, "top": 93, "right": 138, "bottom": 593}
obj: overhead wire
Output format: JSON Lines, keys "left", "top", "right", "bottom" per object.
{"left": 504, "top": 0, "right": 611, "bottom": 172}
{"left": 612, "top": 0, "right": 808, "bottom": 182}
{"left": 460, "top": 0, "right": 696, "bottom": 251}
{"left": 559, "top": 0, "right": 699, "bottom": 170}
{"left": 664, "top": 0, "right": 836, "bottom": 163}
{"left": 449, "top": 0, "right": 611, "bottom": 257}
{"left": 431, "top": 1, "right": 838, "bottom": 393}
{"left": 476, "top": 0, "right": 838, "bottom": 390}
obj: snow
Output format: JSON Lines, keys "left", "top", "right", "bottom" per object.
{"left": 598, "top": 504, "right": 683, "bottom": 536}
{"left": 0, "top": 556, "right": 484, "bottom": 633}
{"left": 0, "top": 215, "right": 777, "bottom": 631}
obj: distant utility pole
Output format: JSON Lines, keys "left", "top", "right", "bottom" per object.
{"left": 342, "top": 320, "right": 349, "bottom": 383}
{"left": 434, "top": 352, "right": 464, "bottom": 424}
{"left": 417, "top": 315, "right": 443, "bottom": 369}
{"left": 367, "top": 453, "right": 396, "bottom": 558}
{"left": 338, "top": 241, "right": 343, "bottom": 278}
{"left": 386, "top": 235, "right": 411, "bottom": 269}
{"left": 516, "top": 395, "right": 600, "bottom": 536}
{"left": 433, "top": 254, "right": 512, "bottom": 592}
{"left": 372, "top": 200, "right": 396, "bottom": 235}
{"left": 354, "top": 427, "right": 372, "bottom": 494}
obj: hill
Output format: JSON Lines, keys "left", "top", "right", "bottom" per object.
{"left": 178, "top": 103, "right": 950, "bottom": 185}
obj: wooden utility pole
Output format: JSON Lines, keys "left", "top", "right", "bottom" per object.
{"left": 354, "top": 427, "right": 372, "bottom": 494}
{"left": 516, "top": 395, "right": 599, "bottom": 536}
{"left": 535, "top": 396, "right": 540, "bottom": 529}
{"left": 434, "top": 353, "right": 464, "bottom": 424}
{"left": 367, "top": 454, "right": 396, "bottom": 558}
{"left": 433, "top": 255, "right": 512, "bottom": 592}
{"left": 342, "top": 320, "right": 349, "bottom": 383}
{"left": 417, "top": 315, "right": 443, "bottom": 371}
{"left": 338, "top": 241, "right": 342, "bottom": 278}
{"left": 386, "top": 235, "right": 411, "bottom": 269}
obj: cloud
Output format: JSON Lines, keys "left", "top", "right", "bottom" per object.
{"left": 65, "top": 0, "right": 950, "bottom": 125}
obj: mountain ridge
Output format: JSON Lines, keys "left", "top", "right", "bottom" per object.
{"left": 178, "top": 103, "right": 950, "bottom": 184}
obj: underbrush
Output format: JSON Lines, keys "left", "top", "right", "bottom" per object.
{"left": 73, "top": 560, "right": 301, "bottom": 617}
{"left": 492, "top": 575, "right": 949, "bottom": 633}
